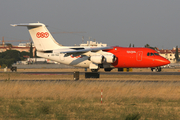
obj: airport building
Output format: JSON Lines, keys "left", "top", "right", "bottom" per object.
{"left": 80, "top": 41, "right": 107, "bottom": 47}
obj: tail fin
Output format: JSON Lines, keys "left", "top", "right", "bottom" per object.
{"left": 11, "top": 23, "right": 62, "bottom": 51}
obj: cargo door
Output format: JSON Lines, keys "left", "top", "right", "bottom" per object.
{"left": 60, "top": 53, "right": 65, "bottom": 61}
{"left": 136, "top": 51, "right": 143, "bottom": 61}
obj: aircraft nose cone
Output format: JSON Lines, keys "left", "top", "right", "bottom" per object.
{"left": 164, "top": 59, "right": 170, "bottom": 65}
{"left": 156, "top": 58, "right": 170, "bottom": 66}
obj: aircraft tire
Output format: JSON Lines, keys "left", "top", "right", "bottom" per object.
{"left": 151, "top": 67, "right": 162, "bottom": 72}
{"left": 104, "top": 68, "right": 113, "bottom": 72}
{"left": 151, "top": 68, "right": 156, "bottom": 72}
{"left": 156, "top": 67, "right": 162, "bottom": 72}
{"left": 91, "top": 69, "right": 99, "bottom": 72}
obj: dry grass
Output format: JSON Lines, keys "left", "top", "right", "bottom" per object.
{"left": 0, "top": 68, "right": 180, "bottom": 119}
{"left": 0, "top": 81, "right": 180, "bottom": 100}
{"left": 0, "top": 81, "right": 179, "bottom": 119}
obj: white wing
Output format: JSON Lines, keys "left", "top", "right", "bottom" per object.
{"left": 60, "top": 46, "right": 113, "bottom": 54}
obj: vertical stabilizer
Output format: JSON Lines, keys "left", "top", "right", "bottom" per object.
{"left": 11, "top": 23, "right": 62, "bottom": 51}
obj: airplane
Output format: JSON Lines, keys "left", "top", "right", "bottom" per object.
{"left": 11, "top": 23, "right": 170, "bottom": 72}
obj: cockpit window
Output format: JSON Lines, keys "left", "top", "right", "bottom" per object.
{"left": 147, "top": 52, "right": 159, "bottom": 56}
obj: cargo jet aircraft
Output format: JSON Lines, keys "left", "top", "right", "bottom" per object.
{"left": 11, "top": 23, "right": 170, "bottom": 72}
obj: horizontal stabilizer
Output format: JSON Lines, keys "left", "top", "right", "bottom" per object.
{"left": 11, "top": 23, "right": 43, "bottom": 27}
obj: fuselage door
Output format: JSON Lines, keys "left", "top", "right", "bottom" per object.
{"left": 60, "top": 53, "right": 65, "bottom": 61}
{"left": 136, "top": 51, "right": 143, "bottom": 61}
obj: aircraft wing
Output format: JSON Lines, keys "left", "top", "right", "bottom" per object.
{"left": 60, "top": 46, "right": 113, "bottom": 56}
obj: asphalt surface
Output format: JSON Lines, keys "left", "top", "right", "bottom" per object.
{"left": 20, "top": 72, "right": 180, "bottom": 75}
{"left": 0, "top": 71, "right": 180, "bottom": 83}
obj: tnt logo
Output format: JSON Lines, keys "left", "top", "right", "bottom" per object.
{"left": 70, "top": 55, "right": 82, "bottom": 58}
{"left": 36, "top": 32, "right": 49, "bottom": 38}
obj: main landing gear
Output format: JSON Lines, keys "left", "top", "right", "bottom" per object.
{"left": 91, "top": 68, "right": 113, "bottom": 72}
{"left": 151, "top": 67, "right": 162, "bottom": 72}
{"left": 91, "top": 69, "right": 99, "bottom": 72}
{"left": 104, "top": 68, "right": 113, "bottom": 72}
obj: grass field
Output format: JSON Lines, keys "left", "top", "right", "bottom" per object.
{"left": 0, "top": 68, "right": 180, "bottom": 119}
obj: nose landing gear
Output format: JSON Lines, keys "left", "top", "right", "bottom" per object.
{"left": 151, "top": 67, "right": 161, "bottom": 72}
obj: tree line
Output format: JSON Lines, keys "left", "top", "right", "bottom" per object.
{"left": 0, "top": 42, "right": 34, "bottom": 68}
{"left": 0, "top": 50, "right": 30, "bottom": 68}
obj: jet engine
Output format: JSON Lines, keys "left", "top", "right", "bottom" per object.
{"left": 90, "top": 55, "right": 104, "bottom": 64}
{"left": 104, "top": 54, "right": 116, "bottom": 63}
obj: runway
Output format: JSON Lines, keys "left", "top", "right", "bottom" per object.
{"left": 21, "top": 71, "right": 180, "bottom": 75}
{"left": 1, "top": 71, "right": 179, "bottom": 83}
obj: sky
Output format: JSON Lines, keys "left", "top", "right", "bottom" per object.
{"left": 0, "top": 0, "right": 180, "bottom": 49}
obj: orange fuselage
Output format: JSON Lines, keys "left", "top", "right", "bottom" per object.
{"left": 105, "top": 47, "right": 170, "bottom": 68}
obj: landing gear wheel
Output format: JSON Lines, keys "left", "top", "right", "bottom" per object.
{"left": 151, "top": 68, "right": 156, "bottom": 72}
{"left": 151, "top": 67, "right": 161, "bottom": 72}
{"left": 104, "top": 68, "right": 113, "bottom": 72}
{"left": 156, "top": 67, "right": 161, "bottom": 72}
{"left": 91, "top": 69, "right": 99, "bottom": 72}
